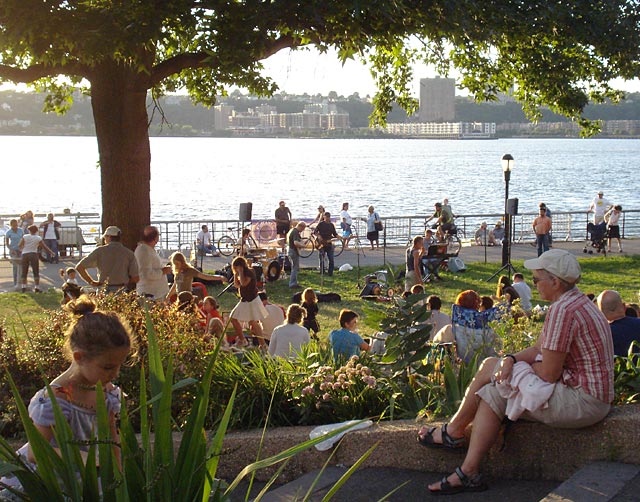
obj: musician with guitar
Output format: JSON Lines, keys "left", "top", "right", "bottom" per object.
{"left": 314, "top": 212, "right": 339, "bottom": 277}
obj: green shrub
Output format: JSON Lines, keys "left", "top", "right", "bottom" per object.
{"left": 2, "top": 286, "right": 635, "bottom": 442}
{"left": 0, "top": 313, "right": 370, "bottom": 501}
{"left": 377, "top": 293, "right": 445, "bottom": 419}
{"left": 613, "top": 342, "right": 640, "bottom": 405}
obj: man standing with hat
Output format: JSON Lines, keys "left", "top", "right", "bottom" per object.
{"left": 422, "top": 249, "right": 613, "bottom": 494}
{"left": 76, "top": 226, "right": 139, "bottom": 293}
{"left": 588, "top": 191, "right": 612, "bottom": 224}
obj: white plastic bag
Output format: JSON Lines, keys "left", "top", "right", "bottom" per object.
{"left": 338, "top": 263, "right": 353, "bottom": 272}
{"left": 309, "top": 419, "right": 373, "bottom": 451}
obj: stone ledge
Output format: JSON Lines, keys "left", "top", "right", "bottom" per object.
{"left": 215, "top": 403, "right": 640, "bottom": 483}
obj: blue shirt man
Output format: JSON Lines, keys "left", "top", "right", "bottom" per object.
{"left": 5, "top": 219, "right": 24, "bottom": 286}
{"left": 597, "top": 290, "right": 640, "bottom": 357}
{"left": 5, "top": 221, "right": 24, "bottom": 252}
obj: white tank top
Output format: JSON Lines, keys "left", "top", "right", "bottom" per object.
{"left": 21, "top": 234, "right": 42, "bottom": 254}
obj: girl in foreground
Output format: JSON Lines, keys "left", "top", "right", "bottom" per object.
{"left": 0, "top": 296, "right": 134, "bottom": 491}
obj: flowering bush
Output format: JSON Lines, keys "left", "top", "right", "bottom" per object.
{"left": 291, "top": 355, "right": 388, "bottom": 424}
{"left": 489, "top": 302, "right": 543, "bottom": 355}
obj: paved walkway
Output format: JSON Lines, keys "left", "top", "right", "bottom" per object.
{"left": 1, "top": 238, "right": 636, "bottom": 293}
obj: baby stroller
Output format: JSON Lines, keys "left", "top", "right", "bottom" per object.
{"left": 584, "top": 222, "right": 607, "bottom": 256}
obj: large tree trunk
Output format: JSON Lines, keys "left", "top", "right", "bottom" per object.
{"left": 90, "top": 63, "right": 151, "bottom": 250}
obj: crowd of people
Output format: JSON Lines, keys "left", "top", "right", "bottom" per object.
{"left": 2, "top": 198, "right": 638, "bottom": 497}
{"left": 417, "top": 249, "right": 635, "bottom": 494}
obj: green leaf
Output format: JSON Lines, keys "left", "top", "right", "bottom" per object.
{"left": 205, "top": 385, "right": 238, "bottom": 501}
{"left": 4, "top": 373, "right": 64, "bottom": 500}
{"left": 320, "top": 441, "right": 380, "bottom": 501}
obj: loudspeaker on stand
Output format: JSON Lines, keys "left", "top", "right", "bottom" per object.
{"left": 239, "top": 202, "right": 253, "bottom": 221}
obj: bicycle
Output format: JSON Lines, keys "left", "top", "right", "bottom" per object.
{"left": 439, "top": 224, "right": 462, "bottom": 256}
{"left": 298, "top": 232, "right": 345, "bottom": 258}
{"left": 217, "top": 227, "right": 259, "bottom": 257}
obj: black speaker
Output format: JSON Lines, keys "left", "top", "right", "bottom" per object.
{"left": 507, "top": 198, "right": 519, "bottom": 216}
{"left": 239, "top": 202, "right": 253, "bottom": 221}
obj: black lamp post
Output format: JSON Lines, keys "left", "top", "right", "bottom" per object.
{"left": 501, "top": 154, "right": 514, "bottom": 267}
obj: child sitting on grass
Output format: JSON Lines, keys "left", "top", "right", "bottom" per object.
{"left": 202, "top": 296, "right": 225, "bottom": 340}
{"left": 60, "top": 267, "right": 82, "bottom": 304}
{"left": 301, "top": 288, "right": 320, "bottom": 338}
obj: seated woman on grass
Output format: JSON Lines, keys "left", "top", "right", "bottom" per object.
{"left": 268, "top": 304, "right": 310, "bottom": 360}
{"left": 328, "top": 309, "right": 370, "bottom": 361}
{"left": 166, "top": 251, "right": 226, "bottom": 301}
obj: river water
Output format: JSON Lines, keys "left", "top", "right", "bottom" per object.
{"left": 2, "top": 136, "right": 638, "bottom": 221}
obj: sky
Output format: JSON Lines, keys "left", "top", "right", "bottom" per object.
{"left": 260, "top": 47, "right": 432, "bottom": 97}
{"left": 3, "top": 46, "right": 639, "bottom": 99}
{"left": 260, "top": 47, "right": 640, "bottom": 98}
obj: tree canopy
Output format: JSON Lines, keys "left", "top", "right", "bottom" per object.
{"left": 1, "top": 1, "right": 639, "bottom": 246}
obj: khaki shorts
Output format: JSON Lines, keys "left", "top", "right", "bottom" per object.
{"left": 476, "top": 364, "right": 610, "bottom": 429}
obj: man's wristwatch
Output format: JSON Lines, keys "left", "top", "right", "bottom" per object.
{"left": 505, "top": 354, "right": 517, "bottom": 364}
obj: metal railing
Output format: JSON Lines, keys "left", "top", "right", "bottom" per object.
{"left": 3, "top": 209, "right": 639, "bottom": 258}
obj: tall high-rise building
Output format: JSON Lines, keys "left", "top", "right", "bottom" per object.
{"left": 213, "top": 104, "right": 234, "bottom": 130}
{"left": 419, "top": 77, "right": 455, "bottom": 122}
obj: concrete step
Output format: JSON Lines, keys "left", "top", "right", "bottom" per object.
{"left": 258, "top": 466, "right": 559, "bottom": 501}
{"left": 542, "top": 462, "right": 640, "bottom": 502}
{"left": 259, "top": 462, "right": 640, "bottom": 502}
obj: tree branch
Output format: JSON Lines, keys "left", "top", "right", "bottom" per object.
{"left": 150, "top": 52, "right": 211, "bottom": 87}
{"left": 0, "top": 62, "right": 92, "bottom": 83}
{"left": 259, "top": 34, "right": 298, "bottom": 60}
{"left": 149, "top": 34, "right": 299, "bottom": 87}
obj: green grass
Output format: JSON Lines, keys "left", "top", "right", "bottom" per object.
{"left": 0, "top": 290, "right": 61, "bottom": 325}
{"left": 2, "top": 255, "right": 639, "bottom": 340}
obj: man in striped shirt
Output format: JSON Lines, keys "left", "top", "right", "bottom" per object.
{"left": 421, "top": 249, "right": 614, "bottom": 494}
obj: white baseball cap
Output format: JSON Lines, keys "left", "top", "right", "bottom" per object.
{"left": 524, "top": 249, "right": 581, "bottom": 284}
{"left": 102, "top": 226, "right": 121, "bottom": 238}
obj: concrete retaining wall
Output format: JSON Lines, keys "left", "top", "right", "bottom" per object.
{"left": 213, "top": 404, "right": 640, "bottom": 483}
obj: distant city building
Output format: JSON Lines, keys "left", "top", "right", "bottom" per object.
{"left": 419, "top": 77, "right": 456, "bottom": 122}
{"left": 484, "top": 86, "right": 516, "bottom": 105}
{"left": 213, "top": 102, "right": 349, "bottom": 133}
{"left": 385, "top": 122, "right": 496, "bottom": 139}
{"left": 213, "top": 105, "right": 233, "bottom": 130}
{"left": 254, "top": 104, "right": 277, "bottom": 115}
{"left": 304, "top": 102, "right": 339, "bottom": 114}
